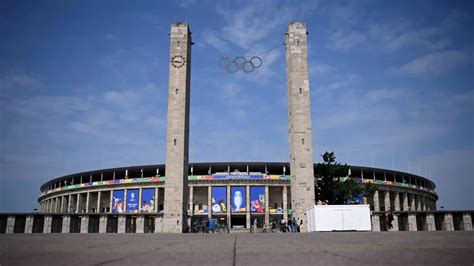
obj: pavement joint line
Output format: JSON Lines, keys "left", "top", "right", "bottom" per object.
{"left": 232, "top": 235, "right": 237, "bottom": 266}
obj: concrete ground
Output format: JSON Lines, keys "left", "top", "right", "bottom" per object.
{"left": 0, "top": 232, "right": 473, "bottom": 266}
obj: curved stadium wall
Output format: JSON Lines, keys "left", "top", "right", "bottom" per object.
{"left": 38, "top": 162, "right": 438, "bottom": 220}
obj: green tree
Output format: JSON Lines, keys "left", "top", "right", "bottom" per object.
{"left": 315, "top": 151, "right": 375, "bottom": 204}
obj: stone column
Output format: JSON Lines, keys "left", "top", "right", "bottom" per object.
{"left": 283, "top": 186, "right": 288, "bottom": 222}
{"left": 99, "top": 215, "right": 107, "bottom": 233}
{"left": 462, "top": 213, "right": 472, "bottom": 231}
{"left": 118, "top": 215, "right": 126, "bottom": 233}
{"left": 136, "top": 216, "right": 144, "bottom": 233}
{"left": 51, "top": 199, "right": 54, "bottom": 213}
{"left": 52, "top": 198, "right": 57, "bottom": 213}
{"left": 60, "top": 196, "right": 65, "bottom": 213}
{"left": 124, "top": 189, "right": 128, "bottom": 213}
{"left": 373, "top": 191, "right": 380, "bottom": 212}
{"left": 394, "top": 192, "right": 400, "bottom": 211}
{"left": 109, "top": 191, "right": 113, "bottom": 213}
{"left": 62, "top": 215, "right": 71, "bottom": 233}
{"left": 208, "top": 186, "right": 212, "bottom": 219}
{"left": 226, "top": 186, "right": 231, "bottom": 228}
{"left": 80, "top": 216, "right": 89, "bottom": 233}
{"left": 25, "top": 215, "right": 34, "bottom": 233}
{"left": 443, "top": 213, "right": 454, "bottom": 231}
{"left": 154, "top": 187, "right": 159, "bottom": 213}
{"left": 408, "top": 214, "right": 417, "bottom": 231}
{"left": 391, "top": 214, "right": 399, "bottom": 231}
{"left": 43, "top": 215, "right": 52, "bottom": 233}
{"left": 402, "top": 193, "right": 409, "bottom": 211}
{"left": 362, "top": 196, "right": 368, "bottom": 205}
{"left": 76, "top": 194, "right": 80, "bottom": 213}
{"left": 264, "top": 186, "right": 270, "bottom": 226}
{"left": 371, "top": 215, "right": 380, "bottom": 232}
{"left": 416, "top": 195, "right": 421, "bottom": 211}
{"left": 68, "top": 195, "right": 72, "bottom": 213}
{"left": 426, "top": 213, "right": 436, "bottom": 231}
{"left": 97, "top": 191, "right": 101, "bottom": 213}
{"left": 6, "top": 216, "right": 15, "bottom": 234}
{"left": 285, "top": 22, "right": 316, "bottom": 233}
{"left": 409, "top": 194, "right": 416, "bottom": 211}
{"left": 163, "top": 22, "right": 192, "bottom": 233}
{"left": 189, "top": 186, "right": 194, "bottom": 216}
{"left": 383, "top": 191, "right": 391, "bottom": 211}
{"left": 246, "top": 185, "right": 251, "bottom": 229}
{"left": 138, "top": 188, "right": 142, "bottom": 213}
{"left": 85, "top": 192, "right": 90, "bottom": 213}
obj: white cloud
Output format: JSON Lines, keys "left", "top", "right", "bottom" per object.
{"left": 215, "top": 2, "right": 317, "bottom": 50}
{"left": 387, "top": 50, "right": 470, "bottom": 76}
{"left": 0, "top": 71, "right": 42, "bottom": 96}
{"left": 366, "top": 88, "right": 407, "bottom": 102}
{"left": 202, "top": 30, "right": 229, "bottom": 52}
{"left": 328, "top": 30, "right": 366, "bottom": 51}
{"left": 369, "top": 10, "right": 469, "bottom": 53}
{"left": 179, "top": 0, "right": 196, "bottom": 8}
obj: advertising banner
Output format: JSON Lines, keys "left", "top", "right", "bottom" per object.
{"left": 141, "top": 188, "right": 155, "bottom": 213}
{"left": 231, "top": 186, "right": 246, "bottom": 213}
{"left": 112, "top": 190, "right": 124, "bottom": 213}
{"left": 250, "top": 186, "right": 265, "bottom": 213}
{"left": 126, "top": 189, "right": 139, "bottom": 213}
{"left": 211, "top": 187, "right": 227, "bottom": 213}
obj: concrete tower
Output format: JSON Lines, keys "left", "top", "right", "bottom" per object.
{"left": 163, "top": 22, "right": 192, "bottom": 233}
{"left": 285, "top": 22, "right": 316, "bottom": 232}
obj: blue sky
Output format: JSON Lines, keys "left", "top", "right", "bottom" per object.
{"left": 1, "top": 0, "right": 473, "bottom": 212}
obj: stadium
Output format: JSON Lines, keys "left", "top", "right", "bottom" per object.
{"left": 1, "top": 22, "right": 472, "bottom": 234}
{"left": 33, "top": 162, "right": 439, "bottom": 233}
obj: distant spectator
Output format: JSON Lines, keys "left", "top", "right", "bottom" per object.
{"left": 386, "top": 210, "right": 394, "bottom": 230}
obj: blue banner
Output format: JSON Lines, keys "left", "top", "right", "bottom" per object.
{"left": 112, "top": 190, "right": 124, "bottom": 214}
{"left": 250, "top": 186, "right": 265, "bottom": 213}
{"left": 211, "top": 187, "right": 227, "bottom": 213}
{"left": 141, "top": 188, "right": 155, "bottom": 213}
{"left": 127, "top": 189, "right": 139, "bottom": 213}
{"left": 231, "top": 186, "right": 246, "bottom": 213}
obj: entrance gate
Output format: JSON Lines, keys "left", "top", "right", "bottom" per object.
{"left": 107, "top": 216, "right": 118, "bottom": 233}
{"left": 126, "top": 216, "right": 136, "bottom": 233}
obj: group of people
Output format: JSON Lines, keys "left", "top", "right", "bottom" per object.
{"left": 191, "top": 219, "right": 229, "bottom": 233}
{"left": 251, "top": 217, "right": 303, "bottom": 233}
{"left": 279, "top": 217, "right": 303, "bottom": 233}
{"left": 190, "top": 217, "right": 304, "bottom": 233}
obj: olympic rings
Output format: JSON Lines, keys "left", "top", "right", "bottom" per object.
{"left": 219, "top": 56, "right": 263, "bottom": 73}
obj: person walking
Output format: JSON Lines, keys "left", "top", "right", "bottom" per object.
{"left": 252, "top": 218, "right": 258, "bottom": 233}
{"left": 386, "top": 209, "right": 394, "bottom": 230}
{"left": 298, "top": 219, "right": 303, "bottom": 233}
{"left": 291, "top": 217, "right": 297, "bottom": 233}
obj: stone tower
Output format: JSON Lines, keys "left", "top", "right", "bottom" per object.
{"left": 285, "top": 22, "right": 316, "bottom": 232}
{"left": 163, "top": 22, "right": 192, "bottom": 233}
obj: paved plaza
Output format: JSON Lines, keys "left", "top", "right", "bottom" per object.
{"left": 1, "top": 231, "right": 473, "bottom": 265}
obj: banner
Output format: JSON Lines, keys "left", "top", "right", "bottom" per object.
{"left": 112, "top": 190, "right": 124, "bottom": 213}
{"left": 127, "top": 189, "right": 139, "bottom": 213}
{"left": 250, "top": 186, "right": 265, "bottom": 213}
{"left": 141, "top": 188, "right": 155, "bottom": 213}
{"left": 231, "top": 186, "right": 246, "bottom": 213}
{"left": 211, "top": 187, "right": 227, "bottom": 213}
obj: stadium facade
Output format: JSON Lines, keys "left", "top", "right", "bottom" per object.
{"left": 1, "top": 22, "right": 472, "bottom": 234}
{"left": 33, "top": 162, "right": 441, "bottom": 233}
